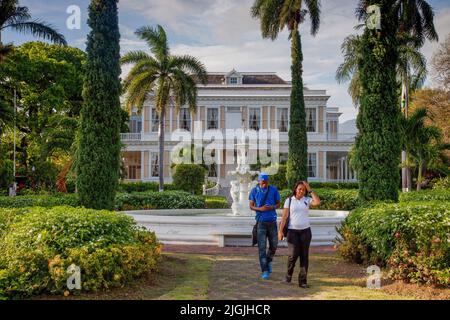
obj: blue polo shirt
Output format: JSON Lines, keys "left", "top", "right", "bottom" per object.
{"left": 249, "top": 185, "right": 281, "bottom": 222}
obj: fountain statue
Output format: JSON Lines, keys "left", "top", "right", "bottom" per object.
{"left": 228, "top": 143, "right": 259, "bottom": 216}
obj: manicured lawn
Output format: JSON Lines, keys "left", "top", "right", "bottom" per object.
{"left": 34, "top": 251, "right": 450, "bottom": 300}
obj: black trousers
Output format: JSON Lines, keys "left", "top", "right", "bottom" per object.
{"left": 286, "top": 228, "right": 312, "bottom": 282}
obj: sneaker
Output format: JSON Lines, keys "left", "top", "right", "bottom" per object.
{"left": 285, "top": 275, "right": 292, "bottom": 283}
{"left": 261, "top": 271, "right": 270, "bottom": 280}
{"left": 267, "top": 262, "right": 272, "bottom": 273}
{"left": 299, "top": 283, "right": 309, "bottom": 289}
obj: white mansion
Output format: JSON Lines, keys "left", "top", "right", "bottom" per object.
{"left": 121, "top": 70, "right": 357, "bottom": 185}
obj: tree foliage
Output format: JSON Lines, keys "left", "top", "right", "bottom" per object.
{"left": 431, "top": 33, "right": 450, "bottom": 91}
{"left": 77, "top": 0, "right": 122, "bottom": 210}
{"left": 400, "top": 108, "right": 448, "bottom": 190}
{"left": 0, "top": 0, "right": 66, "bottom": 61}
{"left": 251, "top": 0, "right": 321, "bottom": 187}
{"left": 121, "top": 24, "right": 207, "bottom": 192}
{"left": 0, "top": 41, "right": 85, "bottom": 190}
{"left": 354, "top": 0, "right": 402, "bottom": 202}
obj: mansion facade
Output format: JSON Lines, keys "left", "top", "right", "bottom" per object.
{"left": 121, "top": 70, "right": 357, "bottom": 185}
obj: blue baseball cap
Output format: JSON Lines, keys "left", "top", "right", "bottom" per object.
{"left": 258, "top": 172, "right": 269, "bottom": 181}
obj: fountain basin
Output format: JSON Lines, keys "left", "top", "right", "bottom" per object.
{"left": 125, "top": 209, "right": 348, "bottom": 247}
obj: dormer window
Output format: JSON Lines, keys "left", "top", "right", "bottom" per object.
{"left": 225, "top": 69, "right": 242, "bottom": 85}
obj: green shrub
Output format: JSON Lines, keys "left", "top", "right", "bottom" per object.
{"left": 399, "top": 189, "right": 450, "bottom": 202}
{"left": 0, "top": 206, "right": 161, "bottom": 298}
{"left": 0, "top": 158, "right": 13, "bottom": 196}
{"left": 117, "top": 182, "right": 178, "bottom": 193}
{"left": 432, "top": 177, "right": 450, "bottom": 190}
{"left": 280, "top": 188, "right": 359, "bottom": 211}
{"left": 0, "top": 191, "right": 206, "bottom": 211}
{"left": 0, "top": 193, "right": 81, "bottom": 208}
{"left": 172, "top": 164, "right": 207, "bottom": 195}
{"left": 203, "top": 196, "right": 229, "bottom": 209}
{"left": 266, "top": 165, "right": 288, "bottom": 190}
{"left": 115, "top": 191, "right": 205, "bottom": 210}
{"left": 336, "top": 201, "right": 450, "bottom": 286}
{"left": 309, "top": 182, "right": 359, "bottom": 189}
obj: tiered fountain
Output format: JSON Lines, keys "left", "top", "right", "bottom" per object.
{"left": 228, "top": 143, "right": 259, "bottom": 216}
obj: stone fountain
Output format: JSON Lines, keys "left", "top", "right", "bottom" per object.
{"left": 228, "top": 143, "right": 259, "bottom": 216}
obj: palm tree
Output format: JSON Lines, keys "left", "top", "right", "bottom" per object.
{"left": 0, "top": 0, "right": 67, "bottom": 61}
{"left": 336, "top": 33, "right": 427, "bottom": 107}
{"left": 121, "top": 25, "right": 207, "bottom": 191}
{"left": 401, "top": 108, "right": 448, "bottom": 190}
{"left": 251, "top": 0, "right": 321, "bottom": 186}
{"left": 343, "top": 0, "right": 437, "bottom": 193}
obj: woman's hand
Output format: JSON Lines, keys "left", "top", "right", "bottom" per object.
{"left": 303, "top": 181, "right": 311, "bottom": 192}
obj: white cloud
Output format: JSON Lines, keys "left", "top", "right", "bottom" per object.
{"left": 117, "top": 0, "right": 450, "bottom": 123}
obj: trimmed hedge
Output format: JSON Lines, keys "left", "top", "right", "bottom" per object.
{"left": 115, "top": 191, "right": 205, "bottom": 210}
{"left": 202, "top": 196, "right": 230, "bottom": 209}
{"left": 280, "top": 188, "right": 359, "bottom": 211}
{"left": 399, "top": 189, "right": 450, "bottom": 203}
{"left": 117, "top": 182, "right": 178, "bottom": 193}
{"left": 309, "top": 182, "right": 359, "bottom": 189}
{"left": 0, "top": 194, "right": 81, "bottom": 208}
{"left": 337, "top": 201, "right": 450, "bottom": 286}
{"left": 0, "top": 191, "right": 207, "bottom": 211}
{"left": 0, "top": 206, "right": 161, "bottom": 299}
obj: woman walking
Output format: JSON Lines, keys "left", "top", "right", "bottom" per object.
{"left": 278, "top": 181, "right": 321, "bottom": 288}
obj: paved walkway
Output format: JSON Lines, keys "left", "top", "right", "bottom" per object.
{"left": 162, "top": 244, "right": 337, "bottom": 255}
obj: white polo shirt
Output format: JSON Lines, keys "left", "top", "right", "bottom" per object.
{"left": 283, "top": 196, "right": 312, "bottom": 230}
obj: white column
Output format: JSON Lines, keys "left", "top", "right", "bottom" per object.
{"left": 169, "top": 106, "right": 173, "bottom": 133}
{"left": 140, "top": 151, "right": 144, "bottom": 181}
{"left": 345, "top": 157, "right": 350, "bottom": 181}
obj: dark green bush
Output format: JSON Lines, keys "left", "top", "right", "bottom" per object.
{"left": 336, "top": 201, "right": 450, "bottom": 286}
{"left": 172, "top": 164, "right": 206, "bottom": 195}
{"left": 117, "top": 182, "right": 178, "bottom": 193}
{"left": 0, "top": 158, "right": 13, "bottom": 196}
{"left": 115, "top": 191, "right": 205, "bottom": 210}
{"left": 0, "top": 206, "right": 161, "bottom": 298}
{"left": 267, "top": 165, "right": 288, "bottom": 190}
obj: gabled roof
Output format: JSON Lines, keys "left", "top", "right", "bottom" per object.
{"left": 194, "top": 71, "right": 288, "bottom": 85}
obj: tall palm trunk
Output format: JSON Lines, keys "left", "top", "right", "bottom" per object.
{"left": 416, "top": 161, "right": 423, "bottom": 191}
{"left": 158, "top": 106, "right": 165, "bottom": 192}
{"left": 286, "top": 24, "right": 308, "bottom": 186}
{"left": 401, "top": 79, "right": 412, "bottom": 192}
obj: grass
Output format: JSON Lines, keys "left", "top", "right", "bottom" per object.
{"left": 34, "top": 251, "right": 449, "bottom": 300}
{"left": 34, "top": 253, "right": 214, "bottom": 300}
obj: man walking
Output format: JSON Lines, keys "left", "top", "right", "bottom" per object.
{"left": 249, "top": 172, "right": 281, "bottom": 280}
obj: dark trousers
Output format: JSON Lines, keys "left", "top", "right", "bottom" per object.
{"left": 286, "top": 228, "right": 312, "bottom": 283}
{"left": 257, "top": 221, "right": 278, "bottom": 272}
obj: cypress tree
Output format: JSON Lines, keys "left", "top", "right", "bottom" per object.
{"left": 77, "top": 0, "right": 121, "bottom": 210}
{"left": 286, "top": 25, "right": 308, "bottom": 186}
{"left": 354, "top": 1, "right": 401, "bottom": 202}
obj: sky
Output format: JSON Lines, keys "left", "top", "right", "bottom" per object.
{"left": 5, "top": 0, "right": 450, "bottom": 123}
